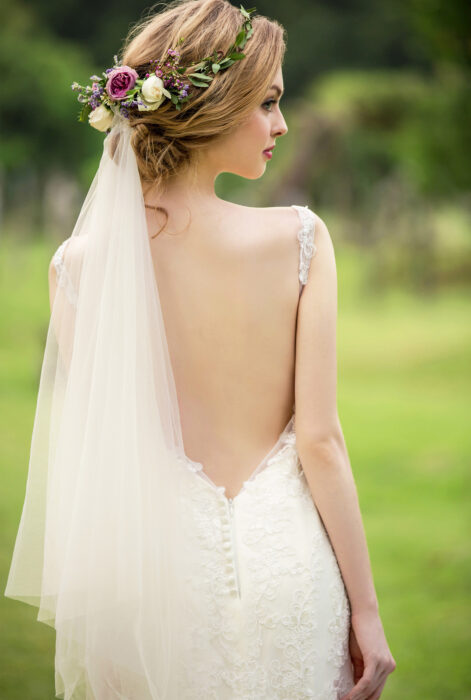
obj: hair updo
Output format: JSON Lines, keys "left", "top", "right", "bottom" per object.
{"left": 120, "top": 0, "right": 286, "bottom": 203}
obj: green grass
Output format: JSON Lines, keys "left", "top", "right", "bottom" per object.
{"left": 1, "top": 236, "right": 470, "bottom": 698}
{"left": 337, "top": 285, "right": 471, "bottom": 700}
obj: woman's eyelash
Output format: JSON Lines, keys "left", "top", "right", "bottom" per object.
{"left": 262, "top": 99, "right": 277, "bottom": 111}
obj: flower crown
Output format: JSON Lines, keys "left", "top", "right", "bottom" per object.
{"left": 72, "top": 5, "right": 256, "bottom": 133}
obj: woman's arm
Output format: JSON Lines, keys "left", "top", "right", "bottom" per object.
{"left": 295, "top": 215, "right": 379, "bottom": 614}
{"left": 294, "top": 215, "right": 396, "bottom": 699}
{"left": 300, "top": 417, "right": 380, "bottom": 615}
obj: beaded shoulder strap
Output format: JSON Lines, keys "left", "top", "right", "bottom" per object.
{"left": 52, "top": 237, "right": 79, "bottom": 307}
{"left": 291, "top": 205, "right": 317, "bottom": 292}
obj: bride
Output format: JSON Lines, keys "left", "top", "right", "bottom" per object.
{"left": 5, "top": 0, "right": 396, "bottom": 697}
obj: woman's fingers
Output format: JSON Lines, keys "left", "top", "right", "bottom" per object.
{"left": 341, "top": 667, "right": 378, "bottom": 700}
{"left": 339, "top": 613, "right": 397, "bottom": 700}
{"left": 340, "top": 657, "right": 395, "bottom": 700}
{"left": 366, "top": 674, "right": 388, "bottom": 700}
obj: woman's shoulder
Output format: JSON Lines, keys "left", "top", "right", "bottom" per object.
{"left": 48, "top": 235, "right": 88, "bottom": 308}
{"left": 223, "top": 201, "right": 319, "bottom": 234}
{"left": 252, "top": 206, "right": 334, "bottom": 286}
{"left": 50, "top": 234, "right": 88, "bottom": 275}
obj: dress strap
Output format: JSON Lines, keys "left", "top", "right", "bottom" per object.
{"left": 291, "top": 204, "right": 317, "bottom": 295}
{"left": 52, "top": 237, "right": 78, "bottom": 307}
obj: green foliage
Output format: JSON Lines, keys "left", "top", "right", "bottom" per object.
{"left": 186, "top": 4, "right": 254, "bottom": 87}
{"left": 78, "top": 102, "right": 92, "bottom": 123}
{"left": 404, "top": 0, "right": 471, "bottom": 69}
{"left": 305, "top": 68, "right": 471, "bottom": 204}
{"left": 0, "top": 3, "right": 98, "bottom": 175}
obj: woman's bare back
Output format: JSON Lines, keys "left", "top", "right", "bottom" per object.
{"left": 147, "top": 201, "right": 303, "bottom": 498}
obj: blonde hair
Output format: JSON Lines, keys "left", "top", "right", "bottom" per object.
{"left": 120, "top": 0, "right": 286, "bottom": 235}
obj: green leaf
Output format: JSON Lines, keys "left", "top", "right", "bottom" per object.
{"left": 188, "top": 77, "right": 211, "bottom": 87}
{"left": 170, "top": 94, "right": 178, "bottom": 104}
{"left": 188, "top": 72, "right": 212, "bottom": 81}
{"left": 229, "top": 52, "right": 245, "bottom": 60}
{"left": 212, "top": 63, "right": 220, "bottom": 73}
{"left": 234, "top": 30, "right": 246, "bottom": 47}
{"left": 78, "top": 103, "right": 92, "bottom": 123}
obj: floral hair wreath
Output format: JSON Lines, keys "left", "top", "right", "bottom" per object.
{"left": 72, "top": 5, "right": 256, "bottom": 133}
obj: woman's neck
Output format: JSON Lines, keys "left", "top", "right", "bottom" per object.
{"left": 143, "top": 159, "right": 222, "bottom": 211}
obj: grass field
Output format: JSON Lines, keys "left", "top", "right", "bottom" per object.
{"left": 1, "top": 235, "right": 470, "bottom": 699}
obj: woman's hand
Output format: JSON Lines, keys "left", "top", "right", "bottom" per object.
{"left": 339, "top": 609, "right": 396, "bottom": 700}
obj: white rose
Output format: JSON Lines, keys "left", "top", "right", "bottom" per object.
{"left": 137, "top": 97, "right": 163, "bottom": 112}
{"left": 140, "top": 75, "right": 171, "bottom": 109}
{"left": 88, "top": 104, "right": 114, "bottom": 132}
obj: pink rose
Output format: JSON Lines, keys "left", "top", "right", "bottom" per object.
{"left": 105, "top": 66, "right": 139, "bottom": 100}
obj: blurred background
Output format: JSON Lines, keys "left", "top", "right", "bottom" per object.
{"left": 1, "top": 0, "right": 470, "bottom": 697}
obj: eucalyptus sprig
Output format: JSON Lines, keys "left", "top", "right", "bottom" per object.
{"left": 183, "top": 5, "right": 256, "bottom": 88}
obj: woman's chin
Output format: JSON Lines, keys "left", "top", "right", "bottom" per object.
{"left": 236, "top": 162, "right": 267, "bottom": 180}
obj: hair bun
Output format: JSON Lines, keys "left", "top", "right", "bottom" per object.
{"left": 130, "top": 120, "right": 188, "bottom": 183}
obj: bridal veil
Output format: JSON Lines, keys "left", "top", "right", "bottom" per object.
{"left": 4, "top": 113, "right": 199, "bottom": 699}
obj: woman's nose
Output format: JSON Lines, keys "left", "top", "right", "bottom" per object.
{"left": 273, "top": 120, "right": 288, "bottom": 137}
{"left": 273, "top": 112, "right": 288, "bottom": 137}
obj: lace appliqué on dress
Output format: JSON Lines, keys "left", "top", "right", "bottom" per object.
{"left": 292, "top": 204, "right": 317, "bottom": 287}
{"left": 177, "top": 432, "right": 354, "bottom": 699}
{"left": 52, "top": 238, "right": 78, "bottom": 307}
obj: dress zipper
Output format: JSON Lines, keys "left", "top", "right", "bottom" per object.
{"left": 227, "top": 497, "right": 241, "bottom": 598}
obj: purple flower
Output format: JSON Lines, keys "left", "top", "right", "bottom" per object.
{"left": 105, "top": 66, "right": 139, "bottom": 101}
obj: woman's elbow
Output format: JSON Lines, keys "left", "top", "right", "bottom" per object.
{"left": 296, "top": 421, "right": 345, "bottom": 470}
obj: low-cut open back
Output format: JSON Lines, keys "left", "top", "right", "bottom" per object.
{"left": 177, "top": 203, "right": 317, "bottom": 501}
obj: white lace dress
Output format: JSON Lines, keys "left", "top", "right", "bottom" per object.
{"left": 52, "top": 204, "right": 355, "bottom": 700}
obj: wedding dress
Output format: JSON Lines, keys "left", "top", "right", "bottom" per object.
{"left": 49, "top": 203, "right": 355, "bottom": 699}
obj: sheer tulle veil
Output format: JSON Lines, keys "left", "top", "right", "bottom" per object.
{"left": 4, "top": 112, "right": 200, "bottom": 698}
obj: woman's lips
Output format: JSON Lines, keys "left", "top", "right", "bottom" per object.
{"left": 263, "top": 148, "right": 274, "bottom": 159}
